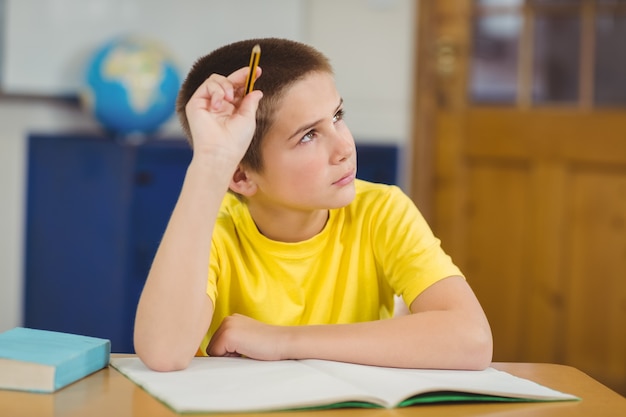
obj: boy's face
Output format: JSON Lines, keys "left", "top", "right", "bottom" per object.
{"left": 247, "top": 71, "right": 357, "bottom": 211}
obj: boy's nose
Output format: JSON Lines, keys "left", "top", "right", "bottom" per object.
{"left": 331, "top": 132, "right": 355, "bottom": 164}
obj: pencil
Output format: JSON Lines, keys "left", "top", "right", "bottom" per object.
{"left": 244, "top": 44, "right": 261, "bottom": 95}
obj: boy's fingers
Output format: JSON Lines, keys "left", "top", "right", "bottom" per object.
{"left": 227, "top": 66, "right": 250, "bottom": 83}
{"left": 188, "top": 73, "right": 233, "bottom": 103}
{"left": 191, "top": 66, "right": 262, "bottom": 100}
{"left": 227, "top": 66, "right": 262, "bottom": 84}
{"left": 237, "top": 90, "right": 263, "bottom": 118}
{"left": 188, "top": 67, "right": 263, "bottom": 113}
{"left": 228, "top": 67, "right": 263, "bottom": 97}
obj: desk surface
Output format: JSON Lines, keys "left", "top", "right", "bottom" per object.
{"left": 1, "top": 360, "right": 625, "bottom": 417}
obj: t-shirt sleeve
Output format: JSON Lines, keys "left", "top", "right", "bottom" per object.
{"left": 371, "top": 186, "right": 463, "bottom": 308}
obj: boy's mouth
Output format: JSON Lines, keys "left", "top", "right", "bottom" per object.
{"left": 333, "top": 169, "right": 356, "bottom": 186}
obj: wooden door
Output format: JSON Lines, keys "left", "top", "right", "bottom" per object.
{"left": 411, "top": 0, "right": 626, "bottom": 395}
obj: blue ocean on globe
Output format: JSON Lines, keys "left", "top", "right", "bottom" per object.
{"left": 82, "top": 36, "right": 181, "bottom": 137}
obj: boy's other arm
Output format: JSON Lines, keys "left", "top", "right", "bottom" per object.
{"left": 133, "top": 68, "right": 263, "bottom": 371}
{"left": 132, "top": 161, "right": 219, "bottom": 372}
{"left": 207, "top": 275, "right": 493, "bottom": 370}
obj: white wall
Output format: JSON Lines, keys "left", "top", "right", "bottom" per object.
{"left": 306, "top": 0, "right": 416, "bottom": 143}
{"left": 0, "top": 0, "right": 416, "bottom": 332}
{"left": 3, "top": 0, "right": 304, "bottom": 95}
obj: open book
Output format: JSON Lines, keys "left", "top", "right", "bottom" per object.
{"left": 110, "top": 357, "right": 578, "bottom": 413}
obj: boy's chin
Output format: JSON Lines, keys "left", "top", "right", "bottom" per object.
{"left": 328, "top": 186, "right": 356, "bottom": 209}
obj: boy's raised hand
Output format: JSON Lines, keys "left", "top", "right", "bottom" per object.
{"left": 185, "top": 67, "right": 263, "bottom": 169}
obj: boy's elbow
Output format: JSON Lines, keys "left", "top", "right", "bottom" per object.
{"left": 464, "top": 324, "right": 493, "bottom": 371}
{"left": 134, "top": 339, "right": 193, "bottom": 372}
{"left": 137, "top": 349, "right": 192, "bottom": 372}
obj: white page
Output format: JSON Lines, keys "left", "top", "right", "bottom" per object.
{"left": 301, "top": 359, "right": 579, "bottom": 406}
{"left": 111, "top": 357, "right": 386, "bottom": 412}
{"left": 111, "top": 357, "right": 578, "bottom": 413}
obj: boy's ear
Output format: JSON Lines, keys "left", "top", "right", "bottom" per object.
{"left": 229, "top": 165, "right": 257, "bottom": 196}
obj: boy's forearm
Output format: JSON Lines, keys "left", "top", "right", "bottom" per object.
{"left": 207, "top": 278, "right": 492, "bottom": 370}
{"left": 134, "top": 160, "right": 231, "bottom": 371}
{"left": 284, "top": 310, "right": 492, "bottom": 370}
{"left": 280, "top": 276, "right": 492, "bottom": 370}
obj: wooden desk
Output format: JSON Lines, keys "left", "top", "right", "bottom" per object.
{"left": 1, "top": 361, "right": 625, "bottom": 417}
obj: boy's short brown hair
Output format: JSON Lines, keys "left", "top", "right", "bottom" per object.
{"left": 176, "top": 38, "right": 333, "bottom": 172}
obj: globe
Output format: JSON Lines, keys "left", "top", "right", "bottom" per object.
{"left": 81, "top": 36, "right": 181, "bottom": 137}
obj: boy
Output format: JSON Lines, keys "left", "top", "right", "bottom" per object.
{"left": 134, "top": 38, "right": 492, "bottom": 372}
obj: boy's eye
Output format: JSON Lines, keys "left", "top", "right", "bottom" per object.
{"left": 298, "top": 108, "right": 345, "bottom": 145}
{"left": 300, "top": 130, "right": 315, "bottom": 144}
{"left": 333, "top": 108, "right": 345, "bottom": 123}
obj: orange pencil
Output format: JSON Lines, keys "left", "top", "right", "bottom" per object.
{"left": 244, "top": 44, "right": 261, "bottom": 95}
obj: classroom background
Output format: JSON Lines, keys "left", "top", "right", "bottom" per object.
{"left": 1, "top": 0, "right": 625, "bottom": 397}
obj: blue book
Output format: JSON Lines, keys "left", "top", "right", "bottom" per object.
{"left": 0, "top": 327, "right": 110, "bottom": 393}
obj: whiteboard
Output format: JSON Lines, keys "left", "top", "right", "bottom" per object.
{"left": 1, "top": 0, "right": 303, "bottom": 96}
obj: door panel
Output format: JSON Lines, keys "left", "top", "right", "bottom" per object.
{"left": 466, "top": 162, "right": 530, "bottom": 361}
{"left": 566, "top": 170, "right": 626, "bottom": 391}
{"left": 412, "top": 0, "right": 626, "bottom": 395}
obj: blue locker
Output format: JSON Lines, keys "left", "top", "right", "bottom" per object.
{"left": 23, "top": 135, "right": 397, "bottom": 353}
{"left": 24, "top": 134, "right": 192, "bottom": 353}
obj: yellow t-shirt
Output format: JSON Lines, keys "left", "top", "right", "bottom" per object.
{"left": 198, "top": 180, "right": 462, "bottom": 354}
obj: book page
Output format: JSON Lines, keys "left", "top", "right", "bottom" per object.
{"left": 302, "top": 359, "right": 579, "bottom": 405}
{"left": 0, "top": 359, "right": 54, "bottom": 392}
{"left": 111, "top": 357, "right": 385, "bottom": 413}
{"left": 111, "top": 357, "right": 578, "bottom": 413}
